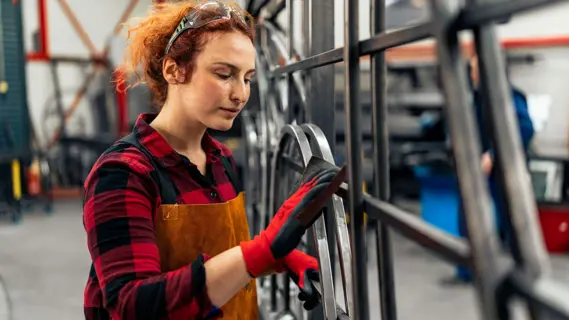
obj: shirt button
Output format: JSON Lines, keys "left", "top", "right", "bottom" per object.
{"left": 210, "top": 190, "right": 218, "bottom": 198}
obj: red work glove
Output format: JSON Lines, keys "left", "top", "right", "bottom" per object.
{"left": 284, "top": 250, "right": 320, "bottom": 310}
{"left": 239, "top": 167, "right": 340, "bottom": 277}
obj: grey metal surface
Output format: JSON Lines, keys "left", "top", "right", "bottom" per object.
{"left": 333, "top": 183, "right": 472, "bottom": 265}
{"left": 306, "top": 0, "right": 336, "bottom": 284}
{"left": 301, "top": 123, "right": 355, "bottom": 319}
{"left": 267, "top": 124, "right": 339, "bottom": 320}
{"left": 343, "top": 0, "right": 368, "bottom": 318}
{"left": 456, "top": 0, "right": 567, "bottom": 29}
{"left": 432, "top": 1, "right": 504, "bottom": 318}
{"left": 241, "top": 110, "right": 260, "bottom": 232}
{"left": 370, "top": 0, "right": 397, "bottom": 318}
{"left": 469, "top": 1, "right": 551, "bottom": 318}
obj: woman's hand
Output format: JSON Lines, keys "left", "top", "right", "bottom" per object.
{"left": 239, "top": 167, "right": 340, "bottom": 277}
{"left": 481, "top": 152, "right": 493, "bottom": 176}
{"left": 283, "top": 250, "right": 320, "bottom": 310}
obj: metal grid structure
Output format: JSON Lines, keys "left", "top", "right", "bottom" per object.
{"left": 244, "top": 0, "right": 569, "bottom": 319}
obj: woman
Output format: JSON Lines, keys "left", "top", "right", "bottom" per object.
{"left": 82, "top": 1, "right": 332, "bottom": 319}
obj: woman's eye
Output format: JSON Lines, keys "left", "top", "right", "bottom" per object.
{"left": 217, "top": 73, "right": 231, "bottom": 80}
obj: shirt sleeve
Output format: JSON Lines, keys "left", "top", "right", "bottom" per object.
{"left": 513, "top": 92, "right": 535, "bottom": 153}
{"left": 82, "top": 150, "right": 216, "bottom": 319}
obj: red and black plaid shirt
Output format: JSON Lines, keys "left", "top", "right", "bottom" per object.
{"left": 83, "top": 113, "right": 240, "bottom": 319}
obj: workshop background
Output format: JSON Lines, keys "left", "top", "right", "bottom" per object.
{"left": 0, "top": 0, "right": 568, "bottom": 319}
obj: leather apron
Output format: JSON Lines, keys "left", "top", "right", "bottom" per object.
{"left": 122, "top": 134, "right": 258, "bottom": 320}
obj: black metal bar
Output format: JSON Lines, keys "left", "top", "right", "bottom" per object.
{"left": 507, "top": 271, "right": 569, "bottom": 320}
{"left": 270, "top": 22, "right": 434, "bottom": 78}
{"left": 49, "top": 60, "right": 72, "bottom": 186}
{"left": 344, "top": 0, "right": 367, "bottom": 318}
{"left": 370, "top": 0, "right": 396, "bottom": 318}
{"left": 266, "top": 0, "right": 286, "bottom": 22}
{"left": 431, "top": 1, "right": 504, "bottom": 318}
{"left": 363, "top": 194, "right": 471, "bottom": 266}
{"left": 269, "top": 0, "right": 563, "bottom": 79}
{"left": 250, "top": 0, "right": 272, "bottom": 18}
{"left": 309, "top": 0, "right": 336, "bottom": 286}
{"left": 285, "top": 0, "right": 294, "bottom": 125}
{"left": 359, "top": 22, "right": 436, "bottom": 55}
{"left": 271, "top": 47, "right": 344, "bottom": 78}
{"left": 246, "top": 0, "right": 255, "bottom": 16}
{"left": 333, "top": 183, "right": 472, "bottom": 266}
{"left": 456, "top": 0, "right": 567, "bottom": 29}
{"left": 469, "top": 2, "right": 551, "bottom": 318}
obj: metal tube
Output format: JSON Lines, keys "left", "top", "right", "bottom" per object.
{"left": 431, "top": 1, "right": 504, "bottom": 318}
{"left": 270, "top": 23, "right": 434, "bottom": 78}
{"left": 285, "top": 0, "right": 294, "bottom": 124}
{"left": 266, "top": 0, "right": 286, "bottom": 21}
{"left": 344, "top": 0, "right": 368, "bottom": 318}
{"left": 457, "top": 0, "right": 567, "bottom": 29}
{"left": 250, "top": 0, "right": 272, "bottom": 18}
{"left": 56, "top": 0, "right": 98, "bottom": 54}
{"left": 370, "top": 0, "right": 396, "bottom": 318}
{"left": 508, "top": 271, "right": 569, "bottom": 319}
{"left": 469, "top": 3, "right": 551, "bottom": 317}
{"left": 269, "top": 0, "right": 562, "bottom": 79}
{"left": 301, "top": 123, "right": 355, "bottom": 318}
{"left": 309, "top": 0, "right": 336, "bottom": 282}
{"left": 471, "top": 3, "right": 550, "bottom": 277}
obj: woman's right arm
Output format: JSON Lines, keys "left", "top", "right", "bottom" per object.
{"left": 83, "top": 151, "right": 251, "bottom": 319}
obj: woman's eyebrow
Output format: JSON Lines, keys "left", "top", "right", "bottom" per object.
{"left": 213, "top": 62, "right": 255, "bottom": 74}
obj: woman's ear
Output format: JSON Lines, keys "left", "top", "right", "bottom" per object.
{"left": 162, "top": 57, "right": 186, "bottom": 84}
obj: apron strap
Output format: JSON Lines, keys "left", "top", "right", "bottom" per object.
{"left": 214, "top": 150, "right": 242, "bottom": 194}
{"left": 119, "top": 133, "right": 178, "bottom": 205}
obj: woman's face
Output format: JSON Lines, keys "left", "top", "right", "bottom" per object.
{"left": 170, "top": 31, "right": 256, "bottom": 131}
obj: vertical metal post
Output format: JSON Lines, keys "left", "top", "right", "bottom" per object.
{"left": 469, "top": 1, "right": 551, "bottom": 317}
{"left": 309, "top": 0, "right": 336, "bottom": 280}
{"left": 302, "top": 0, "right": 311, "bottom": 61}
{"left": 370, "top": 0, "right": 396, "bottom": 319}
{"left": 345, "top": 0, "right": 368, "bottom": 318}
{"left": 431, "top": 1, "right": 504, "bottom": 319}
{"left": 286, "top": 0, "right": 294, "bottom": 125}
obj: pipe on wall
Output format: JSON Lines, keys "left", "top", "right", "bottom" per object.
{"left": 26, "top": 0, "right": 49, "bottom": 61}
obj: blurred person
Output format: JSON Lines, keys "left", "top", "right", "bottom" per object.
{"left": 82, "top": 1, "right": 328, "bottom": 319}
{"left": 453, "top": 54, "right": 535, "bottom": 283}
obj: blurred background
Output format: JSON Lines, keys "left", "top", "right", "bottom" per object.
{"left": 0, "top": 0, "right": 568, "bottom": 319}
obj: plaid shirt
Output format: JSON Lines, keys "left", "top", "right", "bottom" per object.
{"left": 83, "top": 113, "right": 239, "bottom": 319}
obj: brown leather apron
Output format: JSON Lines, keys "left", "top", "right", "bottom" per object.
{"left": 121, "top": 134, "right": 258, "bottom": 320}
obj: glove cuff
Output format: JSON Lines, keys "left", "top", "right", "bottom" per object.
{"left": 239, "top": 233, "right": 277, "bottom": 278}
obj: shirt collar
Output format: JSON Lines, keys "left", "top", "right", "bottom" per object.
{"left": 132, "top": 113, "right": 224, "bottom": 168}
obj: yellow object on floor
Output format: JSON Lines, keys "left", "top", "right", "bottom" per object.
{"left": 12, "top": 159, "right": 21, "bottom": 201}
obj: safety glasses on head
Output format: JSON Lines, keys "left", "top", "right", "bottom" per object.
{"left": 164, "top": 0, "right": 250, "bottom": 55}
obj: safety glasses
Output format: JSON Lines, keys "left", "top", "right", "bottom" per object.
{"left": 164, "top": 0, "right": 250, "bottom": 55}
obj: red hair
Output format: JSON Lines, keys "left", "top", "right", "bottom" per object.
{"left": 119, "top": 1, "right": 255, "bottom": 108}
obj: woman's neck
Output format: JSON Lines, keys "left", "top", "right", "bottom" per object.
{"left": 150, "top": 107, "right": 206, "bottom": 156}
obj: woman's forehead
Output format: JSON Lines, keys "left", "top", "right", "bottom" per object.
{"left": 199, "top": 32, "right": 256, "bottom": 69}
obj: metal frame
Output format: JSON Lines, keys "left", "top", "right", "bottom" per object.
{"left": 27, "top": 0, "right": 139, "bottom": 150}
{"left": 258, "top": 124, "right": 353, "bottom": 320}
{"left": 248, "top": 0, "right": 569, "bottom": 319}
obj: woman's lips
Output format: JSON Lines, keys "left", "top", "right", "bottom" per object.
{"left": 220, "top": 107, "right": 240, "bottom": 116}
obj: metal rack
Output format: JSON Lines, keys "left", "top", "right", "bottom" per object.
{"left": 245, "top": 0, "right": 569, "bottom": 319}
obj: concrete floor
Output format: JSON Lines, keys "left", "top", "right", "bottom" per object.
{"left": 0, "top": 199, "right": 568, "bottom": 320}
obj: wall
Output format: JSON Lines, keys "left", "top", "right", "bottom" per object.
{"left": 23, "top": 0, "right": 154, "bottom": 148}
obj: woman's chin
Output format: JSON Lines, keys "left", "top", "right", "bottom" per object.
{"left": 207, "top": 118, "right": 234, "bottom": 132}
